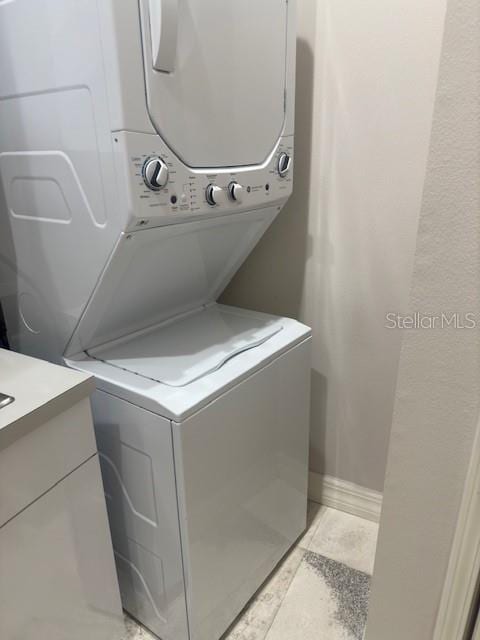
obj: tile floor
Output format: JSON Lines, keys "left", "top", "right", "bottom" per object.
{"left": 122, "top": 502, "right": 379, "bottom": 640}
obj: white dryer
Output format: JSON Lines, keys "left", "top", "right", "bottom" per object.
{"left": 0, "top": 1, "right": 310, "bottom": 639}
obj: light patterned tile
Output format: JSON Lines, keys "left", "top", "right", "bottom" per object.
{"left": 222, "top": 546, "right": 305, "bottom": 640}
{"left": 121, "top": 505, "right": 377, "bottom": 640}
{"left": 121, "top": 613, "right": 156, "bottom": 640}
{"left": 122, "top": 547, "right": 305, "bottom": 640}
{"left": 265, "top": 551, "right": 370, "bottom": 640}
{"left": 308, "top": 507, "right": 378, "bottom": 575}
{"left": 297, "top": 500, "right": 327, "bottom": 550}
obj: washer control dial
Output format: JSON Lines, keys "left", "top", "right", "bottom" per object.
{"left": 277, "top": 152, "right": 292, "bottom": 178}
{"left": 143, "top": 156, "right": 169, "bottom": 191}
{"left": 205, "top": 184, "right": 226, "bottom": 206}
{"left": 228, "top": 181, "right": 244, "bottom": 203}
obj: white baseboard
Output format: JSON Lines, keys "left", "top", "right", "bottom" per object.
{"left": 308, "top": 472, "right": 383, "bottom": 523}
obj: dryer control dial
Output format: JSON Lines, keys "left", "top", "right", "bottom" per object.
{"left": 277, "top": 152, "right": 292, "bottom": 178}
{"left": 205, "top": 184, "right": 226, "bottom": 206}
{"left": 228, "top": 182, "right": 245, "bottom": 203}
{"left": 143, "top": 156, "right": 169, "bottom": 191}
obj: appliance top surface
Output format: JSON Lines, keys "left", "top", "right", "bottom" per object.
{"left": 67, "top": 305, "right": 311, "bottom": 421}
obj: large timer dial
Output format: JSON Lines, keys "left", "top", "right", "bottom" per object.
{"left": 143, "top": 156, "right": 169, "bottom": 191}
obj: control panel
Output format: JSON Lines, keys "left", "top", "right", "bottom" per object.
{"left": 112, "top": 131, "right": 294, "bottom": 230}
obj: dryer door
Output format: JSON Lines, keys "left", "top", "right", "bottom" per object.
{"left": 139, "top": 0, "right": 289, "bottom": 168}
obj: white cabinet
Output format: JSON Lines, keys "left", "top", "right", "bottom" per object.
{"left": 0, "top": 349, "right": 123, "bottom": 640}
{"left": 0, "top": 457, "right": 122, "bottom": 640}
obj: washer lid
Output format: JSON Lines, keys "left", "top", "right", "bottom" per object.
{"left": 139, "top": 0, "right": 289, "bottom": 168}
{"left": 66, "top": 307, "right": 311, "bottom": 421}
{"left": 88, "top": 305, "right": 283, "bottom": 387}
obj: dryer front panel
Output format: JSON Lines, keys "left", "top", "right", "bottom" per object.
{"left": 139, "top": 0, "right": 289, "bottom": 168}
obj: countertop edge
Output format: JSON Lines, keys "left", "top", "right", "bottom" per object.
{"left": 0, "top": 376, "right": 95, "bottom": 451}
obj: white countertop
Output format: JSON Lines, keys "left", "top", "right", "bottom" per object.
{"left": 0, "top": 349, "right": 94, "bottom": 448}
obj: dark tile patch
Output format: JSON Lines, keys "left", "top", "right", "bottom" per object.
{"left": 304, "top": 551, "right": 370, "bottom": 640}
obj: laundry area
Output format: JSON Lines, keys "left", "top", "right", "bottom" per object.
{"left": 0, "top": 1, "right": 479, "bottom": 640}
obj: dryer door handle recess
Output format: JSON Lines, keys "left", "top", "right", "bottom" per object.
{"left": 149, "top": 0, "right": 178, "bottom": 73}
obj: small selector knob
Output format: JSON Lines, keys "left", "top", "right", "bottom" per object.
{"left": 228, "top": 181, "right": 244, "bottom": 203}
{"left": 205, "top": 184, "right": 227, "bottom": 206}
{"left": 143, "top": 156, "right": 169, "bottom": 191}
{"left": 277, "top": 152, "right": 292, "bottom": 178}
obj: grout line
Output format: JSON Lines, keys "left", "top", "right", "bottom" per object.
{"left": 262, "top": 502, "right": 326, "bottom": 639}
{"left": 261, "top": 543, "right": 307, "bottom": 640}
{"left": 262, "top": 502, "right": 328, "bottom": 638}
{"left": 297, "top": 501, "right": 327, "bottom": 552}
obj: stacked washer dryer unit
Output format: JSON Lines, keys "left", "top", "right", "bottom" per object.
{"left": 0, "top": 1, "right": 311, "bottom": 639}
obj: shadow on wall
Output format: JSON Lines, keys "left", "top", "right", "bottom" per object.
{"left": 310, "top": 368, "right": 328, "bottom": 473}
{"left": 220, "top": 36, "right": 314, "bottom": 319}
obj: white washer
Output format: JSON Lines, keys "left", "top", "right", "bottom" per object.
{"left": 0, "top": 2, "right": 310, "bottom": 639}
{"left": 68, "top": 304, "right": 310, "bottom": 640}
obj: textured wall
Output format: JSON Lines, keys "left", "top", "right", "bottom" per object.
{"left": 222, "top": 0, "right": 446, "bottom": 491}
{"left": 365, "top": 0, "right": 480, "bottom": 636}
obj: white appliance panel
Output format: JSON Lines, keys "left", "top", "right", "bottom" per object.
{"left": 91, "top": 391, "right": 189, "bottom": 640}
{"left": 67, "top": 210, "right": 277, "bottom": 355}
{"left": 0, "top": 0, "right": 123, "bottom": 362}
{"left": 0, "top": 148, "right": 113, "bottom": 361}
{"left": 139, "top": 0, "right": 289, "bottom": 168}
{"left": 175, "top": 339, "right": 310, "bottom": 640}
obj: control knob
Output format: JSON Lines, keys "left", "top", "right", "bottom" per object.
{"left": 143, "top": 156, "right": 169, "bottom": 191}
{"left": 277, "top": 152, "right": 292, "bottom": 178}
{"left": 228, "top": 181, "right": 244, "bottom": 203}
{"left": 205, "top": 184, "right": 227, "bottom": 206}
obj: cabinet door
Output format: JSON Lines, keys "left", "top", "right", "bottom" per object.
{"left": 0, "top": 456, "right": 123, "bottom": 640}
{"left": 139, "top": 0, "right": 289, "bottom": 168}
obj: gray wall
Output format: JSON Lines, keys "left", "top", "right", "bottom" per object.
{"left": 365, "top": 0, "right": 480, "bottom": 636}
{"left": 222, "top": 0, "right": 446, "bottom": 492}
